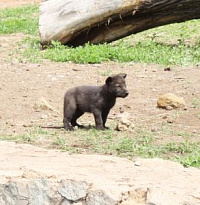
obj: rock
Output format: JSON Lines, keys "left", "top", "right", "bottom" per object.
{"left": 0, "top": 179, "right": 62, "bottom": 205}
{"left": 40, "top": 114, "right": 49, "bottom": 119}
{"left": 21, "top": 59, "right": 27, "bottom": 64}
{"left": 134, "top": 161, "right": 141, "bottom": 166}
{"left": 58, "top": 180, "right": 91, "bottom": 201}
{"left": 146, "top": 188, "right": 182, "bottom": 205}
{"left": 11, "top": 58, "right": 19, "bottom": 65}
{"left": 0, "top": 141, "right": 200, "bottom": 205}
{"left": 115, "top": 112, "right": 135, "bottom": 131}
{"left": 120, "top": 188, "right": 147, "bottom": 205}
{"left": 151, "top": 126, "right": 159, "bottom": 132}
{"left": 164, "top": 67, "right": 171, "bottom": 71}
{"left": 40, "top": 97, "right": 54, "bottom": 111}
{"left": 167, "top": 119, "right": 174, "bottom": 124}
{"left": 86, "top": 190, "right": 116, "bottom": 205}
{"left": 34, "top": 97, "right": 54, "bottom": 112}
{"left": 157, "top": 93, "right": 186, "bottom": 109}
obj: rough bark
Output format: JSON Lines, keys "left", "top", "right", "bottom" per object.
{"left": 39, "top": 0, "right": 200, "bottom": 46}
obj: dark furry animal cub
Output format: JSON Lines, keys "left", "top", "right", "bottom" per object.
{"left": 63, "top": 73, "right": 129, "bottom": 130}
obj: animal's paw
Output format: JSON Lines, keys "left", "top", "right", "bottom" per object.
{"left": 96, "top": 126, "right": 105, "bottom": 130}
{"left": 64, "top": 124, "right": 74, "bottom": 131}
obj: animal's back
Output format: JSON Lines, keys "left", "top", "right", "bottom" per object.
{"left": 64, "top": 85, "right": 103, "bottom": 112}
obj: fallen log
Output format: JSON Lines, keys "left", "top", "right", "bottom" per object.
{"left": 39, "top": 0, "right": 200, "bottom": 46}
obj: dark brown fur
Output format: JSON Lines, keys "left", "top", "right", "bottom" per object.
{"left": 63, "top": 73, "right": 128, "bottom": 130}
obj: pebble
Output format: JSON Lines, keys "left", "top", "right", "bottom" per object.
{"left": 134, "top": 161, "right": 141, "bottom": 166}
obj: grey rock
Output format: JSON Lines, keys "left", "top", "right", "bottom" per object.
{"left": 58, "top": 179, "right": 90, "bottom": 201}
{"left": 86, "top": 190, "right": 116, "bottom": 205}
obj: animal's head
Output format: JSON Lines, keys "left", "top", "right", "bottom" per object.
{"left": 105, "top": 73, "right": 129, "bottom": 98}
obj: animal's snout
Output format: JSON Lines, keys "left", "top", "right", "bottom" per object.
{"left": 117, "top": 88, "right": 129, "bottom": 98}
{"left": 119, "top": 89, "right": 129, "bottom": 98}
{"left": 124, "top": 90, "right": 129, "bottom": 97}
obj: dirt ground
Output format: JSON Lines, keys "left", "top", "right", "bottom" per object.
{"left": 0, "top": 1, "right": 199, "bottom": 144}
{"left": 0, "top": 0, "right": 40, "bottom": 9}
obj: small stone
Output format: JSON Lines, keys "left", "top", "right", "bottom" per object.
{"left": 21, "top": 59, "right": 27, "bottom": 64}
{"left": 115, "top": 112, "right": 135, "bottom": 131}
{"left": 11, "top": 58, "right": 19, "bottom": 65}
{"left": 167, "top": 119, "right": 174, "bottom": 124}
{"left": 164, "top": 67, "right": 171, "bottom": 71}
{"left": 166, "top": 105, "right": 173, "bottom": 110}
{"left": 23, "top": 124, "right": 32, "bottom": 128}
{"left": 134, "top": 161, "right": 141, "bottom": 166}
{"left": 39, "top": 97, "right": 54, "bottom": 111}
{"left": 162, "top": 115, "right": 168, "bottom": 119}
{"left": 151, "top": 127, "right": 158, "bottom": 132}
{"left": 40, "top": 114, "right": 48, "bottom": 119}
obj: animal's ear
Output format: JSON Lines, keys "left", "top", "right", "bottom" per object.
{"left": 106, "top": 76, "right": 113, "bottom": 85}
{"left": 119, "top": 73, "right": 127, "bottom": 79}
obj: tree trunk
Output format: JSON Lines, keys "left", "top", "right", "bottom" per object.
{"left": 39, "top": 0, "right": 200, "bottom": 46}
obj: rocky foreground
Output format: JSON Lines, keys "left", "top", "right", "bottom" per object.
{"left": 0, "top": 141, "right": 200, "bottom": 205}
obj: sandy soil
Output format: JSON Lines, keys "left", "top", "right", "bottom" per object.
{"left": 0, "top": 1, "right": 199, "bottom": 144}
{"left": 0, "top": 0, "right": 40, "bottom": 9}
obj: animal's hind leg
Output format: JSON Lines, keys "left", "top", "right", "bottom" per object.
{"left": 63, "top": 101, "right": 76, "bottom": 131}
{"left": 63, "top": 117, "right": 74, "bottom": 131}
{"left": 71, "top": 109, "right": 84, "bottom": 128}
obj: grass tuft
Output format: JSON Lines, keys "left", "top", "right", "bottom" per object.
{"left": 0, "top": 5, "right": 39, "bottom": 35}
{"left": 43, "top": 40, "right": 200, "bottom": 66}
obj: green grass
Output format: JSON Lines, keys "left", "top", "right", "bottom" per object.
{"left": 0, "top": 5, "right": 39, "bottom": 35}
{"left": 20, "top": 36, "right": 42, "bottom": 63}
{"left": 1, "top": 127, "right": 199, "bottom": 168}
{"left": 1, "top": 5, "right": 200, "bottom": 66}
{"left": 43, "top": 40, "right": 200, "bottom": 65}
{"left": 0, "top": 127, "right": 51, "bottom": 143}
{"left": 39, "top": 19, "right": 200, "bottom": 65}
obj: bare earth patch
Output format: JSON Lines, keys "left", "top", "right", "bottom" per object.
{"left": 0, "top": 0, "right": 199, "bottom": 143}
{"left": 0, "top": 0, "right": 40, "bottom": 9}
{"left": 0, "top": 33, "right": 199, "bottom": 143}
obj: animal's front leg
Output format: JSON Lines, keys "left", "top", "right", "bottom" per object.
{"left": 93, "top": 109, "right": 104, "bottom": 130}
{"left": 102, "top": 109, "right": 110, "bottom": 129}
